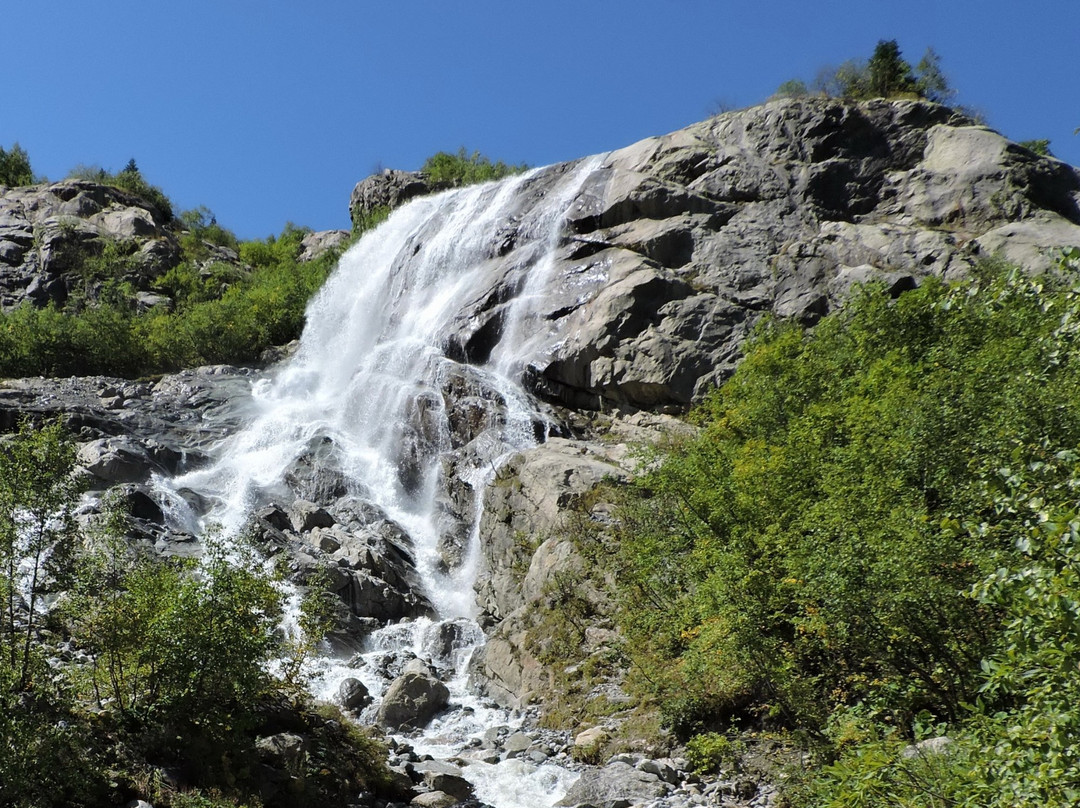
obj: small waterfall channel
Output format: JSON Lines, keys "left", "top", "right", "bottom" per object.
{"left": 158, "top": 157, "right": 606, "bottom": 807}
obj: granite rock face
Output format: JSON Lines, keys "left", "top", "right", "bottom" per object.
{"left": 520, "top": 98, "right": 1080, "bottom": 411}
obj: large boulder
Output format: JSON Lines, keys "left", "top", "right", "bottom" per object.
{"left": 375, "top": 658, "right": 450, "bottom": 731}
{"left": 474, "top": 438, "right": 629, "bottom": 624}
{"left": 555, "top": 761, "right": 669, "bottom": 808}
{"left": 349, "top": 169, "right": 439, "bottom": 230}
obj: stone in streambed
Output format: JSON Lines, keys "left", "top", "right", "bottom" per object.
{"left": 376, "top": 659, "right": 450, "bottom": 731}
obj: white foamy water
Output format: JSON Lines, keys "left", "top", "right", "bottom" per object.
{"left": 158, "top": 157, "right": 605, "bottom": 807}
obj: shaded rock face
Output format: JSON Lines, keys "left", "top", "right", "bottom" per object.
{"left": 474, "top": 438, "right": 630, "bottom": 625}
{"left": 249, "top": 498, "right": 435, "bottom": 630}
{"left": 0, "top": 366, "right": 256, "bottom": 485}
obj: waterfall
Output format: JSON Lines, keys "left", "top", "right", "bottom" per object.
{"left": 159, "top": 155, "right": 606, "bottom": 807}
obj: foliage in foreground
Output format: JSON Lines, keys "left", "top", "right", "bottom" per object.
{"left": 601, "top": 253, "right": 1080, "bottom": 803}
{"left": 812, "top": 452, "right": 1080, "bottom": 808}
{"left": 0, "top": 423, "right": 388, "bottom": 807}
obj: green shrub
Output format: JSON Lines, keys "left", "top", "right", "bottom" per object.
{"left": 686, "top": 732, "right": 742, "bottom": 774}
{"left": 178, "top": 206, "right": 240, "bottom": 259}
{"left": 67, "top": 159, "right": 173, "bottom": 221}
{"left": 810, "top": 449, "right": 1080, "bottom": 807}
{"left": 352, "top": 203, "right": 390, "bottom": 235}
{"left": 421, "top": 147, "right": 527, "bottom": 187}
{"left": 611, "top": 259, "right": 1080, "bottom": 737}
{"left": 0, "top": 220, "right": 343, "bottom": 378}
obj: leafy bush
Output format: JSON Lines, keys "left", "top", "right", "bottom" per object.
{"left": 178, "top": 206, "right": 240, "bottom": 258}
{"left": 686, "top": 732, "right": 742, "bottom": 774}
{"left": 421, "top": 147, "right": 527, "bottom": 187}
{"left": 1019, "top": 138, "right": 1054, "bottom": 157}
{"left": 0, "top": 419, "right": 83, "bottom": 689}
{"left": 811, "top": 449, "right": 1080, "bottom": 807}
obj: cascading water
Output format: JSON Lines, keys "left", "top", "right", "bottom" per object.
{"left": 158, "top": 156, "right": 606, "bottom": 807}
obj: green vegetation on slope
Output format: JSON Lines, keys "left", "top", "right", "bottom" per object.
{"left": 596, "top": 253, "right": 1080, "bottom": 804}
{"left": 0, "top": 221, "right": 344, "bottom": 377}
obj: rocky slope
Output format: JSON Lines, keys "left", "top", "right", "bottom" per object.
{"left": 4, "top": 96, "right": 1080, "bottom": 808}
{"left": 0, "top": 177, "right": 348, "bottom": 314}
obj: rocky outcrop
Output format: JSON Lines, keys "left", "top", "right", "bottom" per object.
{"left": 349, "top": 169, "right": 442, "bottom": 230}
{"left": 473, "top": 438, "right": 630, "bottom": 625}
{"left": 298, "top": 229, "right": 350, "bottom": 262}
{"left": 251, "top": 498, "right": 434, "bottom": 631}
{"left": 388, "top": 99, "right": 1079, "bottom": 416}
{"left": 0, "top": 366, "right": 255, "bottom": 486}
{"left": 0, "top": 180, "right": 180, "bottom": 309}
{"left": 556, "top": 761, "right": 670, "bottom": 808}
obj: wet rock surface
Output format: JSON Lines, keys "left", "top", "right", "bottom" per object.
{"left": 376, "top": 659, "right": 452, "bottom": 731}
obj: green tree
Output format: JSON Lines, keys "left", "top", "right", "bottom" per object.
{"left": 866, "top": 39, "right": 916, "bottom": 97}
{"left": 786, "top": 41, "right": 952, "bottom": 103}
{"left": 0, "top": 143, "right": 34, "bottom": 187}
{"left": 0, "top": 419, "right": 83, "bottom": 690}
{"left": 773, "top": 79, "right": 810, "bottom": 99}
{"left": 914, "top": 47, "right": 953, "bottom": 104}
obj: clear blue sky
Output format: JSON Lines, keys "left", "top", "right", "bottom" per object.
{"left": 4, "top": 1, "right": 1077, "bottom": 240}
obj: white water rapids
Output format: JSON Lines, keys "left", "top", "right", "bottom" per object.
{"left": 158, "top": 157, "right": 606, "bottom": 807}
